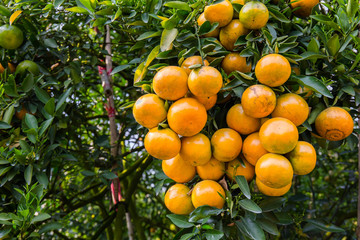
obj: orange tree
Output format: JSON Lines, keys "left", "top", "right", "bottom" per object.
{"left": 0, "top": 0, "right": 359, "bottom": 239}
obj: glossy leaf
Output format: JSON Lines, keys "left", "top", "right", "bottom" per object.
{"left": 235, "top": 175, "right": 251, "bottom": 199}
{"left": 167, "top": 214, "right": 194, "bottom": 228}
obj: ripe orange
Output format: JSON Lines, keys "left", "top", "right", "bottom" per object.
{"left": 211, "top": 128, "right": 242, "bottom": 162}
{"left": 242, "top": 132, "right": 268, "bottom": 166}
{"left": 271, "top": 93, "right": 309, "bottom": 126}
{"left": 256, "top": 178, "right": 291, "bottom": 196}
{"left": 286, "top": 141, "right": 316, "bottom": 175}
{"left": 15, "top": 106, "right": 30, "bottom": 120}
{"left": 181, "top": 56, "right": 209, "bottom": 75}
{"left": 188, "top": 66, "right": 223, "bottom": 97}
{"left": 241, "top": 84, "right": 276, "bottom": 118}
{"left": 167, "top": 98, "right": 207, "bottom": 137}
{"left": 153, "top": 66, "right": 188, "bottom": 101}
{"left": 8, "top": 62, "right": 16, "bottom": 73}
{"left": 162, "top": 154, "right": 196, "bottom": 183}
{"left": 239, "top": 1, "right": 269, "bottom": 30}
{"left": 255, "top": 54, "right": 291, "bottom": 87}
{"left": 259, "top": 117, "right": 299, "bottom": 154}
{"left": 180, "top": 133, "right": 212, "bottom": 166}
{"left": 204, "top": 0, "right": 234, "bottom": 27}
{"left": 295, "top": 85, "right": 313, "bottom": 99}
{"left": 290, "top": 0, "right": 319, "bottom": 18}
{"left": 226, "top": 157, "right": 255, "bottom": 182}
{"left": 191, "top": 180, "right": 226, "bottom": 209}
{"left": 255, "top": 153, "right": 293, "bottom": 188}
{"left": 197, "top": 13, "right": 220, "bottom": 38}
{"left": 187, "top": 92, "right": 217, "bottom": 110}
{"left": 0, "top": 24, "right": 24, "bottom": 50}
{"left": 0, "top": 63, "right": 4, "bottom": 73}
{"left": 144, "top": 128, "right": 181, "bottom": 160}
{"left": 226, "top": 104, "right": 261, "bottom": 135}
{"left": 133, "top": 94, "right": 167, "bottom": 129}
{"left": 219, "top": 20, "right": 249, "bottom": 51}
{"left": 315, "top": 107, "right": 353, "bottom": 141}
{"left": 221, "top": 53, "right": 252, "bottom": 75}
{"left": 16, "top": 60, "right": 40, "bottom": 76}
{"left": 165, "top": 184, "right": 194, "bottom": 215}
{"left": 292, "top": 66, "right": 301, "bottom": 75}
{"left": 196, "top": 157, "right": 225, "bottom": 181}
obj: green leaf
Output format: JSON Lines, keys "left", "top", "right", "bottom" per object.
{"left": 307, "top": 38, "right": 319, "bottom": 53}
{"left": 167, "top": 214, "right": 194, "bottom": 228}
{"left": 257, "top": 218, "right": 280, "bottom": 236}
{"left": 239, "top": 199, "right": 262, "bottom": 213}
{"left": 0, "top": 5, "right": 11, "bottom": 17}
{"left": 31, "top": 213, "right": 51, "bottom": 224}
{"left": 160, "top": 28, "right": 178, "bottom": 52}
{"left": 81, "top": 170, "right": 96, "bottom": 176}
{"left": 305, "top": 219, "right": 345, "bottom": 233}
{"left": 236, "top": 217, "right": 266, "bottom": 240}
{"left": 310, "top": 15, "right": 332, "bottom": 22}
{"left": 4, "top": 77, "right": 19, "bottom": 97}
{"left": 259, "top": 197, "right": 286, "bottom": 212}
{"left": 326, "top": 34, "right": 340, "bottom": 56}
{"left": 268, "top": 6, "right": 290, "bottom": 23}
{"left": 347, "top": 0, "right": 359, "bottom": 18}
{"left": 25, "top": 114, "right": 38, "bottom": 130}
{"left": 77, "top": 0, "right": 94, "bottom": 13}
{"left": 21, "top": 74, "right": 34, "bottom": 92}
{"left": 39, "top": 222, "right": 63, "bottom": 234}
{"left": 3, "top": 104, "right": 15, "bottom": 125}
{"left": 24, "top": 165, "right": 33, "bottom": 185}
{"left": 44, "top": 98, "right": 55, "bottom": 115}
{"left": 342, "top": 86, "right": 355, "bottom": 96}
{"left": 0, "top": 213, "right": 10, "bottom": 221}
{"left": 293, "top": 75, "right": 333, "bottom": 98}
{"left": 180, "top": 233, "right": 197, "bottom": 240}
{"left": 36, "top": 172, "right": 49, "bottom": 188}
{"left": 146, "top": 45, "right": 160, "bottom": 67}
{"left": 134, "top": 62, "right": 147, "bottom": 84}
{"left": 44, "top": 38, "right": 58, "bottom": 48}
{"left": 111, "top": 65, "right": 130, "bottom": 75}
{"left": 54, "top": 0, "right": 65, "bottom": 8}
{"left": 0, "top": 228, "right": 11, "bottom": 238}
{"left": 39, "top": 118, "right": 54, "bottom": 137}
{"left": 299, "top": 51, "right": 327, "bottom": 61}
{"left": 56, "top": 87, "right": 72, "bottom": 111}
{"left": 164, "top": 1, "right": 191, "bottom": 11}
{"left": 34, "top": 86, "right": 50, "bottom": 104}
{"left": 204, "top": 229, "right": 224, "bottom": 240}
{"left": 189, "top": 206, "right": 223, "bottom": 222}
{"left": 235, "top": 175, "right": 251, "bottom": 199}
{"left": 137, "top": 31, "right": 162, "bottom": 41}
{"left": 102, "top": 172, "right": 118, "bottom": 179}
{"left": 0, "top": 167, "right": 12, "bottom": 177}
{"left": 65, "top": 7, "right": 89, "bottom": 13}
{"left": 0, "top": 121, "right": 11, "bottom": 129}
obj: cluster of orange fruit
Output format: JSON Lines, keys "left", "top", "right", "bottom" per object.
{"left": 133, "top": 0, "right": 353, "bottom": 215}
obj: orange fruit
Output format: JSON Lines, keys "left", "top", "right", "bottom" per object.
{"left": 242, "top": 132, "right": 268, "bottom": 166}
{"left": 188, "top": 66, "right": 223, "bottom": 97}
{"left": 239, "top": 1, "right": 269, "bottom": 30}
{"left": 194, "top": 94, "right": 217, "bottom": 111}
{"left": 255, "top": 54, "right": 291, "bottom": 87}
{"left": 181, "top": 56, "right": 209, "bottom": 75}
{"left": 162, "top": 154, "right": 196, "bottom": 183}
{"left": 196, "top": 156, "right": 225, "bottom": 180}
{"left": 16, "top": 60, "right": 40, "bottom": 76}
{"left": 256, "top": 178, "right": 291, "bottom": 196}
{"left": 211, "top": 128, "right": 242, "bottom": 162}
{"left": 292, "top": 66, "right": 301, "bottom": 75}
{"left": 153, "top": 66, "right": 188, "bottom": 101}
{"left": 286, "top": 141, "right": 316, "bottom": 175}
{"left": 167, "top": 98, "right": 207, "bottom": 137}
{"left": 191, "top": 180, "right": 225, "bottom": 209}
{"left": 204, "top": 0, "right": 234, "bottom": 27}
{"left": 8, "top": 63, "right": 16, "bottom": 73}
{"left": 180, "top": 133, "right": 212, "bottom": 166}
{"left": 255, "top": 153, "right": 293, "bottom": 188}
{"left": 197, "top": 13, "right": 220, "bottom": 38}
{"left": 219, "top": 20, "right": 249, "bottom": 51}
{"left": 15, "top": 106, "right": 30, "bottom": 120}
{"left": 295, "top": 85, "right": 313, "bottom": 99}
{"left": 226, "top": 103, "right": 261, "bottom": 135}
{"left": 0, "top": 63, "right": 4, "bottom": 73}
{"left": 290, "top": 0, "right": 319, "bottom": 18}
{"left": 226, "top": 157, "right": 255, "bottom": 182}
{"left": 259, "top": 117, "right": 299, "bottom": 154}
{"left": 165, "top": 184, "right": 194, "bottom": 215}
{"left": 144, "top": 128, "right": 181, "bottom": 160}
{"left": 221, "top": 53, "right": 252, "bottom": 75}
{"left": 315, "top": 107, "right": 353, "bottom": 141}
{"left": 271, "top": 93, "right": 309, "bottom": 126}
{"left": 0, "top": 24, "right": 24, "bottom": 50}
{"left": 241, "top": 84, "right": 276, "bottom": 118}
{"left": 133, "top": 94, "right": 167, "bottom": 129}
